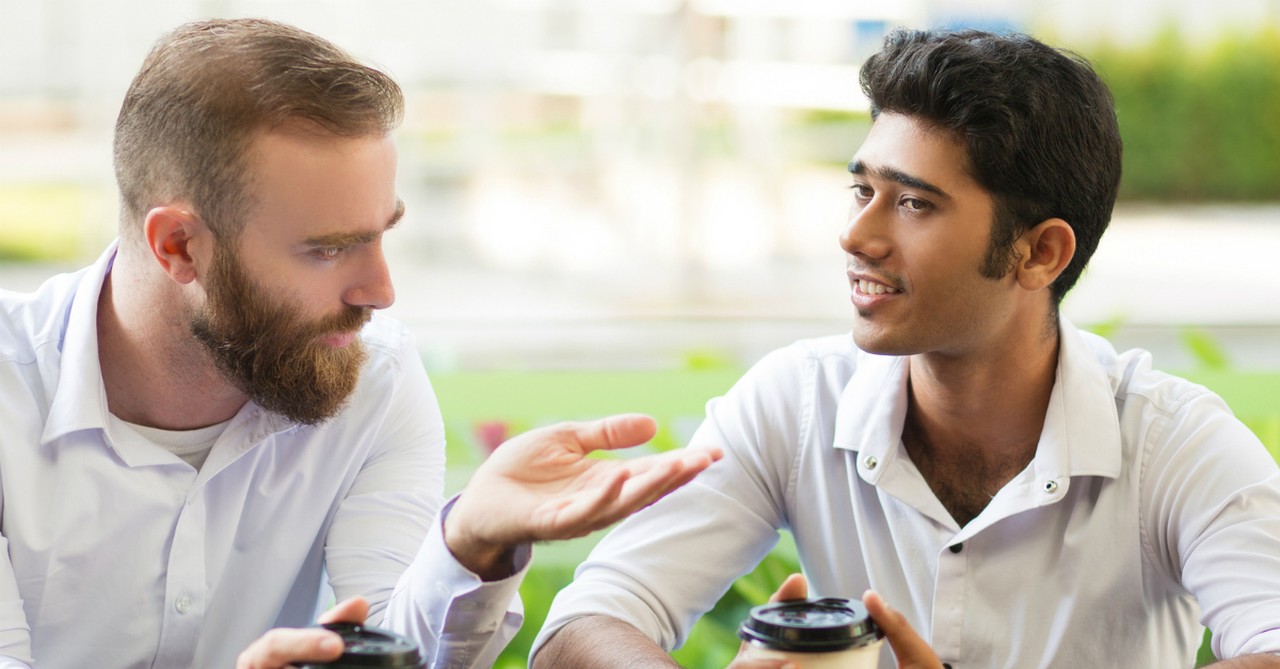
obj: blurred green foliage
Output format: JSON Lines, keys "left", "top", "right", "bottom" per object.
{"left": 1091, "top": 28, "right": 1280, "bottom": 201}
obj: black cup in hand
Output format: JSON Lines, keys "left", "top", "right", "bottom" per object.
{"left": 297, "top": 623, "right": 422, "bottom": 668}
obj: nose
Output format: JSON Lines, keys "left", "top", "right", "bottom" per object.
{"left": 344, "top": 245, "right": 395, "bottom": 310}
{"left": 839, "top": 197, "right": 890, "bottom": 260}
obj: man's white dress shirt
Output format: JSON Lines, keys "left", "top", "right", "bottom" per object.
{"left": 0, "top": 245, "right": 525, "bottom": 668}
{"left": 535, "top": 321, "right": 1280, "bottom": 668}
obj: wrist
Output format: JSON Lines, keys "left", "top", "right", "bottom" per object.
{"left": 442, "top": 497, "right": 518, "bottom": 581}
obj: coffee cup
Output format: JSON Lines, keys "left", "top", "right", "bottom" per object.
{"left": 738, "top": 597, "right": 884, "bottom": 668}
{"left": 297, "top": 623, "right": 422, "bottom": 668}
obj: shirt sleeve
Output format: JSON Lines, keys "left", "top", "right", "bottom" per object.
{"left": 1143, "top": 389, "right": 1280, "bottom": 658}
{"left": 381, "top": 497, "right": 529, "bottom": 668}
{"left": 323, "top": 327, "right": 524, "bottom": 668}
{"left": 532, "top": 346, "right": 806, "bottom": 657}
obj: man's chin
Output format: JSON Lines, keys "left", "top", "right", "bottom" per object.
{"left": 244, "top": 344, "right": 367, "bottom": 426}
{"left": 252, "top": 386, "right": 355, "bottom": 426}
{"left": 850, "top": 325, "right": 915, "bottom": 357}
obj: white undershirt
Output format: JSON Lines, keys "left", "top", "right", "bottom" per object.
{"left": 109, "top": 413, "right": 231, "bottom": 470}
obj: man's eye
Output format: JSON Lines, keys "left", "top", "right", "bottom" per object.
{"left": 901, "top": 197, "right": 931, "bottom": 212}
{"left": 849, "top": 184, "right": 873, "bottom": 199}
{"left": 314, "top": 247, "right": 345, "bottom": 260}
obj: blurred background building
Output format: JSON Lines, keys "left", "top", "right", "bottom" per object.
{"left": 3, "top": 0, "right": 1279, "bottom": 372}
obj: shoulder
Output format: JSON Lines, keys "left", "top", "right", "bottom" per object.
{"left": 0, "top": 266, "right": 85, "bottom": 365}
{"left": 715, "top": 334, "right": 865, "bottom": 426}
{"left": 746, "top": 334, "right": 861, "bottom": 388}
{"left": 1075, "top": 329, "right": 1274, "bottom": 480}
{"left": 1076, "top": 330, "right": 1232, "bottom": 425}
{"left": 325, "top": 313, "right": 442, "bottom": 444}
{"left": 356, "top": 313, "right": 420, "bottom": 377}
{"left": 353, "top": 312, "right": 439, "bottom": 407}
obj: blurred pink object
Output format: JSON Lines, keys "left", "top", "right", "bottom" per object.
{"left": 474, "top": 420, "right": 509, "bottom": 454}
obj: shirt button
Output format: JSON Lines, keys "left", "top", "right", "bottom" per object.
{"left": 862, "top": 455, "right": 878, "bottom": 471}
{"left": 949, "top": 543, "right": 963, "bottom": 554}
{"left": 175, "top": 595, "right": 193, "bottom": 614}
{"left": 1043, "top": 480, "right": 1059, "bottom": 493}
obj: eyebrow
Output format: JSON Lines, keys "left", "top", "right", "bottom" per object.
{"left": 303, "top": 199, "right": 405, "bottom": 247}
{"left": 848, "top": 160, "right": 950, "bottom": 199}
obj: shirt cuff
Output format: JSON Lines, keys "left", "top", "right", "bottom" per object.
{"left": 411, "top": 496, "right": 530, "bottom": 635}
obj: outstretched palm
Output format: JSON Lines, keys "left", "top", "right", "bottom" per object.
{"left": 445, "top": 414, "right": 721, "bottom": 577}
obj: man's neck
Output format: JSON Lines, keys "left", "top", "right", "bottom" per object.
{"left": 97, "top": 249, "right": 248, "bottom": 430}
{"left": 906, "top": 313, "right": 1060, "bottom": 457}
{"left": 902, "top": 311, "right": 1060, "bottom": 525}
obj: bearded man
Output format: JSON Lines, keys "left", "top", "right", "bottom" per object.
{"left": 0, "top": 18, "right": 718, "bottom": 668}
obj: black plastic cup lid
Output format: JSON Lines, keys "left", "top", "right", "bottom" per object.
{"left": 738, "top": 597, "right": 883, "bottom": 653}
{"left": 298, "top": 623, "right": 423, "bottom": 668}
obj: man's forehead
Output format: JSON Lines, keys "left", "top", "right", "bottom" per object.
{"left": 235, "top": 129, "right": 400, "bottom": 240}
{"left": 850, "top": 113, "right": 977, "bottom": 191}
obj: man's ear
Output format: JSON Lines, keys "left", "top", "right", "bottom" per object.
{"left": 143, "top": 205, "right": 209, "bottom": 285}
{"left": 1014, "top": 218, "right": 1076, "bottom": 292}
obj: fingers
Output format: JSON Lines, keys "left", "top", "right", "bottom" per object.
{"left": 606, "top": 450, "right": 709, "bottom": 515}
{"left": 573, "top": 414, "right": 658, "bottom": 454}
{"left": 317, "top": 596, "right": 369, "bottom": 625}
{"left": 603, "top": 443, "right": 723, "bottom": 517}
{"left": 235, "top": 628, "right": 343, "bottom": 669}
{"left": 531, "top": 450, "right": 699, "bottom": 540}
{"left": 862, "top": 590, "right": 943, "bottom": 669}
{"left": 769, "top": 573, "right": 808, "bottom": 603}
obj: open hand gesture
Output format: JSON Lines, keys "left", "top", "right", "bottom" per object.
{"left": 445, "top": 414, "right": 721, "bottom": 578}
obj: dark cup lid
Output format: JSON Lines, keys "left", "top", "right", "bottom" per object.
{"left": 297, "top": 623, "right": 422, "bottom": 667}
{"left": 738, "top": 598, "right": 883, "bottom": 653}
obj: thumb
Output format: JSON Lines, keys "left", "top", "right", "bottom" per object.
{"left": 769, "top": 573, "right": 808, "bottom": 603}
{"left": 862, "top": 590, "right": 942, "bottom": 669}
{"left": 317, "top": 596, "right": 370, "bottom": 625}
{"left": 573, "top": 414, "right": 658, "bottom": 454}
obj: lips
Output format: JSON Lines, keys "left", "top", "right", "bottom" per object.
{"left": 319, "top": 330, "right": 359, "bottom": 348}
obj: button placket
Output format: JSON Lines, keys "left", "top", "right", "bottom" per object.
{"left": 931, "top": 529, "right": 969, "bottom": 662}
{"left": 153, "top": 489, "right": 208, "bottom": 667}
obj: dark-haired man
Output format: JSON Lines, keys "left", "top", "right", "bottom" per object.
{"left": 0, "top": 18, "right": 718, "bottom": 669}
{"left": 531, "top": 29, "right": 1280, "bottom": 668}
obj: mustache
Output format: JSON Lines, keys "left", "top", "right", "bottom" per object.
{"left": 313, "top": 305, "right": 373, "bottom": 338}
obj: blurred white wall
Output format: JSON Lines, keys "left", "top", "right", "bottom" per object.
{"left": 2, "top": 1, "right": 1279, "bottom": 371}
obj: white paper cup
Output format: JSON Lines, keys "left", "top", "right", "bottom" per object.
{"left": 738, "top": 598, "right": 884, "bottom": 669}
{"left": 738, "top": 639, "right": 884, "bottom": 668}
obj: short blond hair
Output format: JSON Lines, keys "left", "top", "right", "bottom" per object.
{"left": 113, "top": 18, "right": 404, "bottom": 242}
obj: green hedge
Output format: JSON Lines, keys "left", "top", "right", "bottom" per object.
{"left": 1089, "top": 28, "right": 1280, "bottom": 201}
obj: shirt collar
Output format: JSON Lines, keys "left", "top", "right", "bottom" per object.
{"left": 832, "top": 318, "right": 1123, "bottom": 481}
{"left": 832, "top": 350, "right": 908, "bottom": 461}
{"left": 39, "top": 242, "right": 298, "bottom": 462}
{"left": 41, "top": 243, "right": 118, "bottom": 446}
{"left": 1035, "top": 318, "right": 1123, "bottom": 480}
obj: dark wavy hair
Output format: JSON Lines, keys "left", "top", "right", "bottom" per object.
{"left": 113, "top": 18, "right": 404, "bottom": 243}
{"left": 860, "top": 29, "right": 1122, "bottom": 304}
